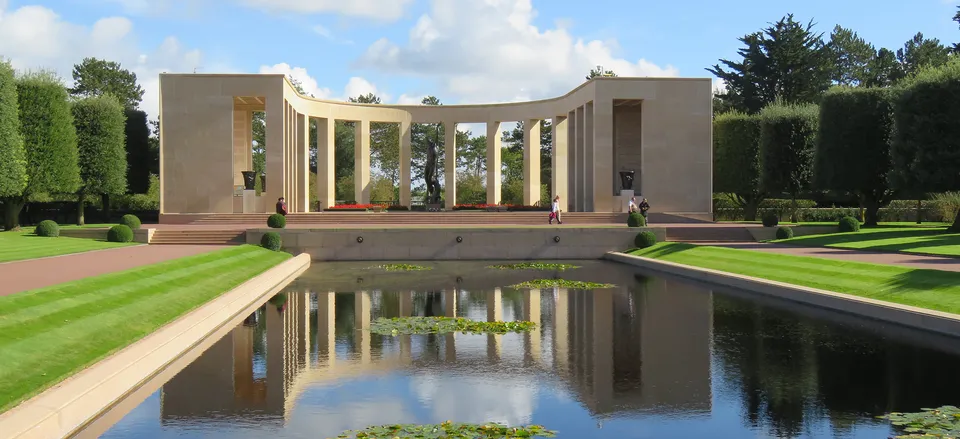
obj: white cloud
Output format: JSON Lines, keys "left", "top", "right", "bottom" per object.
{"left": 354, "top": 0, "right": 679, "bottom": 104}
{"left": 712, "top": 77, "right": 727, "bottom": 95}
{"left": 258, "top": 63, "right": 390, "bottom": 102}
{"left": 0, "top": 2, "right": 209, "bottom": 120}
{"left": 239, "top": 0, "right": 414, "bottom": 21}
{"left": 396, "top": 93, "right": 425, "bottom": 105}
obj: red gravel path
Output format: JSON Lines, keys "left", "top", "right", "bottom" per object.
{"left": 0, "top": 245, "right": 231, "bottom": 296}
{"left": 713, "top": 242, "right": 960, "bottom": 272}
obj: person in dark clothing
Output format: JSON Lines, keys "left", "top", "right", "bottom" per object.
{"left": 276, "top": 197, "right": 288, "bottom": 216}
{"left": 638, "top": 197, "right": 650, "bottom": 220}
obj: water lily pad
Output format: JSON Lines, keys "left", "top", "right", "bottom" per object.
{"left": 373, "top": 263, "right": 432, "bottom": 271}
{"left": 509, "top": 279, "right": 616, "bottom": 289}
{"left": 487, "top": 262, "right": 580, "bottom": 271}
{"left": 881, "top": 406, "right": 960, "bottom": 438}
{"left": 331, "top": 421, "right": 557, "bottom": 438}
{"left": 369, "top": 316, "right": 536, "bottom": 335}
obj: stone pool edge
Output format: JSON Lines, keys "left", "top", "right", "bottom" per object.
{"left": 0, "top": 253, "right": 312, "bottom": 439}
{"left": 604, "top": 251, "right": 960, "bottom": 338}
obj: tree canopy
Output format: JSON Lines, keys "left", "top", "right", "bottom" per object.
{"left": 74, "top": 95, "right": 128, "bottom": 196}
{"left": 70, "top": 57, "right": 145, "bottom": 110}
{"left": 0, "top": 59, "right": 26, "bottom": 200}
{"left": 713, "top": 111, "right": 763, "bottom": 220}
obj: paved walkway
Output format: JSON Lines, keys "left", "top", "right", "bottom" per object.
{"left": 713, "top": 242, "right": 960, "bottom": 272}
{"left": 0, "top": 245, "right": 230, "bottom": 296}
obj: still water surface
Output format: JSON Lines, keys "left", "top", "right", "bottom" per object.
{"left": 99, "top": 261, "right": 960, "bottom": 439}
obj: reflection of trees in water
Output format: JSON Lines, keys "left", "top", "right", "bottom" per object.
{"left": 712, "top": 294, "right": 960, "bottom": 438}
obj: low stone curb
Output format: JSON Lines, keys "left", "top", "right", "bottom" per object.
{"left": 0, "top": 253, "right": 311, "bottom": 439}
{"left": 604, "top": 251, "right": 960, "bottom": 338}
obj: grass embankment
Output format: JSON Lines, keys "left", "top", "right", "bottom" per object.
{"left": 775, "top": 227, "right": 960, "bottom": 257}
{"left": 0, "top": 225, "right": 130, "bottom": 263}
{"left": 0, "top": 245, "right": 290, "bottom": 412}
{"left": 628, "top": 243, "right": 960, "bottom": 314}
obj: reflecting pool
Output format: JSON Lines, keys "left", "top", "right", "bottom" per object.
{"left": 95, "top": 260, "right": 960, "bottom": 439}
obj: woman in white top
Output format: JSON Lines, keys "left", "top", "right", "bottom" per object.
{"left": 628, "top": 196, "right": 638, "bottom": 213}
{"left": 550, "top": 195, "right": 563, "bottom": 225}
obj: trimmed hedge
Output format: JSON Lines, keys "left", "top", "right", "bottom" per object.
{"left": 119, "top": 214, "right": 141, "bottom": 230}
{"left": 107, "top": 224, "right": 134, "bottom": 242}
{"left": 838, "top": 216, "right": 861, "bottom": 233}
{"left": 261, "top": 231, "right": 282, "bottom": 251}
{"left": 267, "top": 213, "right": 286, "bottom": 229}
{"left": 35, "top": 220, "right": 59, "bottom": 237}
{"left": 761, "top": 212, "right": 779, "bottom": 227}
{"left": 775, "top": 226, "right": 794, "bottom": 240}
{"left": 0, "top": 59, "right": 26, "bottom": 200}
{"left": 634, "top": 231, "right": 657, "bottom": 248}
{"left": 627, "top": 212, "right": 646, "bottom": 227}
{"left": 714, "top": 111, "right": 763, "bottom": 219}
{"left": 759, "top": 103, "right": 818, "bottom": 200}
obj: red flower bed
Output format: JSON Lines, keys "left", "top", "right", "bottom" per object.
{"left": 330, "top": 204, "right": 376, "bottom": 209}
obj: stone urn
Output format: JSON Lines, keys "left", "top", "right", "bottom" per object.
{"left": 618, "top": 170, "right": 636, "bottom": 191}
{"left": 260, "top": 174, "right": 267, "bottom": 192}
{"left": 241, "top": 171, "right": 256, "bottom": 190}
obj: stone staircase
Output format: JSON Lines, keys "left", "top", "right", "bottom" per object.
{"left": 165, "top": 212, "right": 630, "bottom": 226}
{"left": 150, "top": 230, "right": 246, "bottom": 245}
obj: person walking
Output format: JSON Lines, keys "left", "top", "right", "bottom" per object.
{"left": 276, "top": 197, "right": 288, "bottom": 216}
{"left": 549, "top": 195, "right": 563, "bottom": 225}
{"left": 628, "top": 196, "right": 638, "bottom": 213}
{"left": 638, "top": 197, "right": 650, "bottom": 221}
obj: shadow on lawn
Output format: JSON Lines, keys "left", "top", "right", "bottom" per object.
{"left": 883, "top": 268, "right": 960, "bottom": 296}
{"left": 629, "top": 243, "right": 698, "bottom": 259}
{"left": 786, "top": 228, "right": 960, "bottom": 255}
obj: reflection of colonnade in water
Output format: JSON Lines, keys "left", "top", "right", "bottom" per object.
{"left": 159, "top": 282, "right": 712, "bottom": 424}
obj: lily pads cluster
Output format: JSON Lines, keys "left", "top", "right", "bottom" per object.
{"left": 374, "top": 263, "right": 432, "bottom": 272}
{"left": 369, "top": 316, "right": 536, "bottom": 335}
{"left": 487, "top": 262, "right": 580, "bottom": 271}
{"left": 881, "top": 405, "right": 960, "bottom": 438}
{"left": 331, "top": 421, "right": 557, "bottom": 438}
{"left": 509, "top": 279, "right": 616, "bottom": 290}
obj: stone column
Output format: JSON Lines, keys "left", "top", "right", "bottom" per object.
{"left": 233, "top": 109, "right": 250, "bottom": 187}
{"left": 444, "top": 122, "right": 457, "bottom": 208}
{"left": 551, "top": 116, "right": 568, "bottom": 208}
{"left": 592, "top": 99, "right": 614, "bottom": 212}
{"left": 486, "top": 122, "right": 502, "bottom": 205}
{"left": 523, "top": 119, "right": 541, "bottom": 205}
{"left": 246, "top": 110, "right": 253, "bottom": 173}
{"left": 585, "top": 102, "right": 595, "bottom": 212}
{"left": 567, "top": 110, "right": 577, "bottom": 212}
{"left": 285, "top": 103, "right": 293, "bottom": 210}
{"left": 316, "top": 118, "right": 335, "bottom": 210}
{"left": 574, "top": 106, "right": 586, "bottom": 212}
{"left": 355, "top": 120, "right": 371, "bottom": 204}
{"left": 264, "top": 98, "right": 284, "bottom": 212}
{"left": 296, "top": 113, "right": 308, "bottom": 212}
{"left": 400, "top": 121, "right": 412, "bottom": 207}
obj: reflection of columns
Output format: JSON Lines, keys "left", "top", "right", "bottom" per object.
{"left": 233, "top": 325, "right": 256, "bottom": 400}
{"left": 399, "top": 291, "right": 414, "bottom": 317}
{"left": 486, "top": 121, "right": 502, "bottom": 205}
{"left": 552, "top": 116, "right": 568, "bottom": 206}
{"left": 584, "top": 102, "right": 595, "bottom": 212}
{"left": 400, "top": 120, "right": 412, "bottom": 207}
{"left": 523, "top": 119, "right": 542, "bottom": 205}
{"left": 444, "top": 290, "right": 457, "bottom": 317}
{"left": 445, "top": 333, "right": 457, "bottom": 363}
{"left": 296, "top": 113, "right": 308, "bottom": 212}
{"left": 316, "top": 117, "right": 335, "bottom": 210}
{"left": 296, "top": 292, "right": 309, "bottom": 368}
{"left": 355, "top": 120, "right": 370, "bottom": 204}
{"left": 574, "top": 106, "right": 585, "bottom": 212}
{"left": 593, "top": 291, "right": 614, "bottom": 406}
{"left": 400, "top": 334, "right": 412, "bottom": 362}
{"left": 444, "top": 121, "right": 457, "bottom": 208}
{"left": 486, "top": 288, "right": 502, "bottom": 362}
{"left": 354, "top": 291, "right": 371, "bottom": 364}
{"left": 553, "top": 288, "right": 569, "bottom": 375}
{"left": 523, "top": 289, "right": 542, "bottom": 365}
{"left": 317, "top": 292, "right": 336, "bottom": 366}
{"left": 264, "top": 97, "right": 284, "bottom": 212}
{"left": 265, "top": 301, "right": 284, "bottom": 407}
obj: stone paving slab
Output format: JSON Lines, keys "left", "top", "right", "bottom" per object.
{"left": 0, "top": 245, "right": 231, "bottom": 296}
{"left": 712, "top": 242, "right": 960, "bottom": 272}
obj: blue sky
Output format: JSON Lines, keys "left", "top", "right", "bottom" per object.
{"left": 0, "top": 0, "right": 957, "bottom": 122}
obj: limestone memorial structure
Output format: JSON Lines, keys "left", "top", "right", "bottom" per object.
{"left": 157, "top": 74, "right": 712, "bottom": 221}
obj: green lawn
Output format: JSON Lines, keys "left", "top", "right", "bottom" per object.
{"left": 725, "top": 220, "right": 951, "bottom": 228}
{"left": 0, "top": 227, "right": 132, "bottom": 263}
{"left": 774, "top": 227, "right": 960, "bottom": 257}
{"left": 0, "top": 245, "right": 291, "bottom": 412}
{"left": 628, "top": 243, "right": 960, "bottom": 314}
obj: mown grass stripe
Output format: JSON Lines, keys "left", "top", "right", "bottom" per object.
{"left": 0, "top": 234, "right": 133, "bottom": 263}
{"left": 0, "top": 250, "right": 264, "bottom": 334}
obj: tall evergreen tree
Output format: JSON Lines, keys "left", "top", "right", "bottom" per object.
{"left": 826, "top": 26, "right": 876, "bottom": 86}
{"left": 69, "top": 58, "right": 145, "bottom": 110}
{"left": 708, "top": 15, "right": 833, "bottom": 114}
{"left": 73, "top": 95, "right": 127, "bottom": 225}
{"left": 896, "top": 32, "right": 952, "bottom": 78}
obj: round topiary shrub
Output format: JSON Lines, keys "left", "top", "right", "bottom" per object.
{"left": 775, "top": 225, "right": 794, "bottom": 240}
{"left": 839, "top": 216, "right": 861, "bottom": 233}
{"left": 261, "top": 231, "right": 282, "bottom": 251}
{"left": 119, "top": 214, "right": 142, "bottom": 230}
{"left": 107, "top": 224, "right": 134, "bottom": 243}
{"left": 267, "top": 213, "right": 286, "bottom": 229}
{"left": 35, "top": 220, "right": 60, "bottom": 237}
{"left": 762, "top": 212, "right": 779, "bottom": 227}
{"left": 627, "top": 212, "right": 646, "bottom": 227}
{"left": 634, "top": 230, "right": 657, "bottom": 248}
